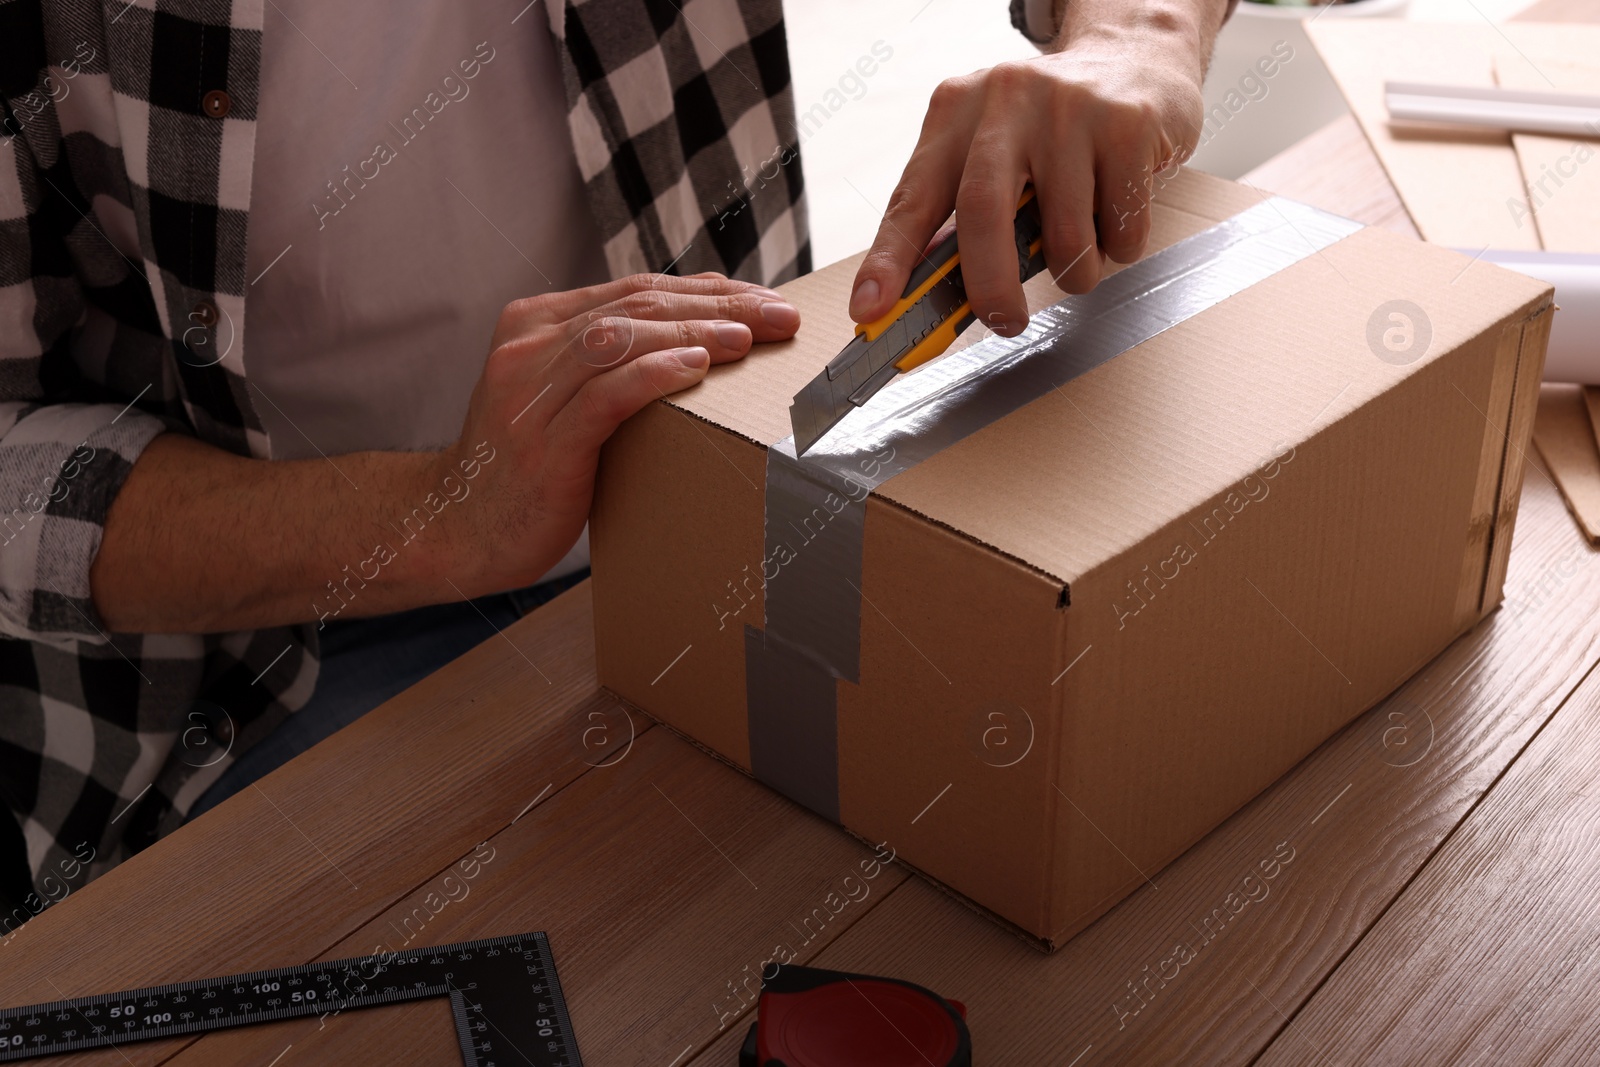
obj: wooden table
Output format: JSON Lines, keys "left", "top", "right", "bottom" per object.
{"left": 8, "top": 23, "right": 1600, "bottom": 1067}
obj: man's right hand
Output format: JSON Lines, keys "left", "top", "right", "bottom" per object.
{"left": 435, "top": 272, "right": 800, "bottom": 599}
{"left": 89, "top": 273, "right": 799, "bottom": 633}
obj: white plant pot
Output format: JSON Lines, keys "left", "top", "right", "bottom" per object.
{"left": 1188, "top": 0, "right": 1412, "bottom": 179}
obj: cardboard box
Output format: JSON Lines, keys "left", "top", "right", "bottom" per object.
{"left": 590, "top": 169, "right": 1553, "bottom": 948}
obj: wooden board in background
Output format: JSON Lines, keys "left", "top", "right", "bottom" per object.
{"left": 1241, "top": 115, "right": 1420, "bottom": 240}
{"left": 1306, "top": 20, "right": 1600, "bottom": 252}
{"left": 1500, "top": 39, "right": 1600, "bottom": 550}
{"left": 1496, "top": 50, "right": 1600, "bottom": 253}
{"left": 1585, "top": 387, "right": 1600, "bottom": 474}
{"left": 1305, "top": 19, "right": 1535, "bottom": 249}
{"left": 1535, "top": 383, "right": 1600, "bottom": 542}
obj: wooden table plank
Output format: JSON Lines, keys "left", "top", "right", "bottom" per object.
{"left": 690, "top": 474, "right": 1600, "bottom": 1065}
{"left": 158, "top": 728, "right": 908, "bottom": 1067}
{"left": 0, "top": 586, "right": 625, "bottom": 1066}
{"left": 1254, "top": 651, "right": 1600, "bottom": 1065}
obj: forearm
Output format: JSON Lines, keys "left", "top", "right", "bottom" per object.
{"left": 89, "top": 274, "right": 798, "bottom": 637}
{"left": 90, "top": 433, "right": 455, "bottom": 633}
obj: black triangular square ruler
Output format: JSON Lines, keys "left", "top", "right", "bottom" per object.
{"left": 0, "top": 931, "right": 580, "bottom": 1065}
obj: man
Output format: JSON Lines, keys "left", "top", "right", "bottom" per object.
{"left": 0, "top": 0, "right": 1227, "bottom": 919}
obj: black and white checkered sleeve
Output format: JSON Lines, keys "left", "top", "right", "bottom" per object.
{"left": 547, "top": 0, "right": 811, "bottom": 286}
{"left": 0, "top": 67, "right": 167, "bottom": 645}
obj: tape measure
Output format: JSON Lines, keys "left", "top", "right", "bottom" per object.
{"left": 739, "top": 964, "right": 970, "bottom": 1066}
{"left": 0, "top": 931, "right": 579, "bottom": 1066}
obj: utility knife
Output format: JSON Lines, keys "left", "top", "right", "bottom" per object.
{"left": 789, "top": 188, "right": 1046, "bottom": 456}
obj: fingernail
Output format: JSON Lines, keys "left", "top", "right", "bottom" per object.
{"left": 850, "top": 278, "right": 879, "bottom": 318}
{"left": 675, "top": 346, "right": 710, "bottom": 370}
{"left": 759, "top": 300, "right": 800, "bottom": 331}
{"left": 715, "top": 321, "right": 752, "bottom": 349}
{"left": 749, "top": 286, "right": 784, "bottom": 300}
{"left": 987, "top": 311, "right": 1028, "bottom": 337}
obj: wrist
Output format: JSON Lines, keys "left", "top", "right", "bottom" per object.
{"left": 1053, "top": 4, "right": 1208, "bottom": 85}
{"left": 392, "top": 438, "right": 522, "bottom": 604}
{"left": 360, "top": 448, "right": 477, "bottom": 609}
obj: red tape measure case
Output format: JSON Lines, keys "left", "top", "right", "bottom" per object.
{"left": 739, "top": 964, "right": 970, "bottom": 1067}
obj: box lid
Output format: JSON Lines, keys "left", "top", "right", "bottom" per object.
{"left": 667, "top": 169, "right": 1552, "bottom": 591}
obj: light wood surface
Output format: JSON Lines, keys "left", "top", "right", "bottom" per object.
{"left": 0, "top": 587, "right": 619, "bottom": 1065}
{"left": 10, "top": 9, "right": 1600, "bottom": 1066}
{"left": 1254, "top": 633, "right": 1600, "bottom": 1061}
{"left": 161, "top": 727, "right": 908, "bottom": 1067}
{"left": 1241, "top": 115, "right": 1419, "bottom": 240}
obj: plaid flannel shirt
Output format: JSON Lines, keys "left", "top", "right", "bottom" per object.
{"left": 0, "top": 0, "right": 811, "bottom": 919}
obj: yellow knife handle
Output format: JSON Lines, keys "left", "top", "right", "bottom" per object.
{"left": 856, "top": 188, "right": 1045, "bottom": 375}
{"left": 857, "top": 245, "right": 961, "bottom": 343}
{"left": 891, "top": 311, "right": 975, "bottom": 374}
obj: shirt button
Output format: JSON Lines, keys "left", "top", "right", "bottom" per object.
{"left": 202, "top": 90, "right": 231, "bottom": 118}
{"left": 190, "top": 299, "right": 219, "bottom": 328}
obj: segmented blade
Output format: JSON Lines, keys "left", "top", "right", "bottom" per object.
{"left": 790, "top": 267, "right": 969, "bottom": 455}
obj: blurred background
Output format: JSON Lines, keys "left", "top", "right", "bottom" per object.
{"left": 784, "top": 0, "right": 1539, "bottom": 269}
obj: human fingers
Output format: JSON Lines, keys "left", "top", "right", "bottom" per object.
{"left": 849, "top": 74, "right": 983, "bottom": 323}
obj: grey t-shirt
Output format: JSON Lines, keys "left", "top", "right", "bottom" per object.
{"left": 244, "top": 1, "right": 609, "bottom": 461}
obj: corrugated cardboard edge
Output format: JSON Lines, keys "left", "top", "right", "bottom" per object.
{"left": 1480, "top": 301, "right": 1556, "bottom": 609}
{"left": 1584, "top": 387, "right": 1600, "bottom": 459}
{"left": 1534, "top": 383, "right": 1600, "bottom": 543}
{"left": 874, "top": 495, "right": 1072, "bottom": 600}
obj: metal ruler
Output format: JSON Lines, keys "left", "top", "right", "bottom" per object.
{"left": 0, "top": 931, "right": 580, "bottom": 1066}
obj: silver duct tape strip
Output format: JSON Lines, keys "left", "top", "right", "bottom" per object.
{"left": 744, "top": 625, "right": 840, "bottom": 822}
{"left": 746, "top": 196, "right": 1363, "bottom": 818}
{"left": 796, "top": 197, "right": 1363, "bottom": 486}
{"left": 760, "top": 448, "right": 870, "bottom": 681}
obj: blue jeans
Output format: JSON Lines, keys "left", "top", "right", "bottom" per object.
{"left": 189, "top": 571, "right": 588, "bottom": 818}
